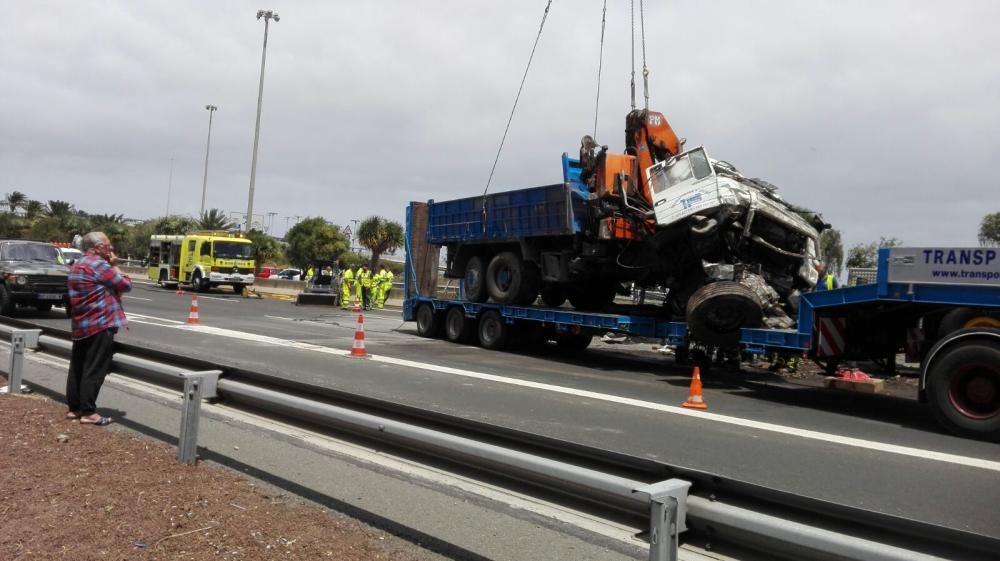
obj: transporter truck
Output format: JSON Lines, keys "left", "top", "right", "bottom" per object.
{"left": 404, "top": 197, "right": 1000, "bottom": 440}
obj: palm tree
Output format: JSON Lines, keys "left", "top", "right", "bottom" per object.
{"left": 198, "top": 208, "right": 235, "bottom": 230}
{"left": 4, "top": 191, "right": 26, "bottom": 213}
{"left": 357, "top": 215, "right": 404, "bottom": 269}
{"left": 23, "top": 200, "right": 46, "bottom": 219}
{"left": 47, "top": 200, "right": 74, "bottom": 218}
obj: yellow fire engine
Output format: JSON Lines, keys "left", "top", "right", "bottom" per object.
{"left": 147, "top": 231, "right": 255, "bottom": 292}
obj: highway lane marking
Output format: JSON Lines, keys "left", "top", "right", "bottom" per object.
{"left": 197, "top": 295, "right": 239, "bottom": 303}
{"left": 123, "top": 296, "right": 153, "bottom": 301}
{"left": 127, "top": 313, "right": 184, "bottom": 324}
{"left": 100, "top": 311, "right": 1000, "bottom": 473}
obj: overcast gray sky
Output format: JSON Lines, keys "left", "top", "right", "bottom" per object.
{"left": 2, "top": 0, "right": 997, "bottom": 250}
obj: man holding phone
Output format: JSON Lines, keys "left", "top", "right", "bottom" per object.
{"left": 65, "top": 232, "right": 131, "bottom": 426}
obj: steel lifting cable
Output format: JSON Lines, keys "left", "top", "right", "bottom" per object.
{"left": 482, "top": 0, "right": 554, "bottom": 198}
{"left": 629, "top": 0, "right": 636, "bottom": 110}
{"left": 593, "top": 0, "right": 608, "bottom": 137}
{"left": 639, "top": 0, "right": 649, "bottom": 110}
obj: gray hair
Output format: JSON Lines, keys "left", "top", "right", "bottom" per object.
{"left": 81, "top": 232, "right": 108, "bottom": 252}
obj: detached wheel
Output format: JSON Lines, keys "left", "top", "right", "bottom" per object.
{"left": 444, "top": 306, "right": 476, "bottom": 343}
{"left": 486, "top": 251, "right": 525, "bottom": 304}
{"left": 478, "top": 310, "right": 509, "bottom": 350}
{"left": 567, "top": 282, "right": 615, "bottom": 311}
{"left": 415, "top": 303, "right": 443, "bottom": 338}
{"left": 686, "top": 281, "right": 762, "bottom": 348}
{"left": 463, "top": 256, "right": 487, "bottom": 302}
{"left": 925, "top": 329, "right": 1000, "bottom": 441}
{"left": 555, "top": 333, "right": 592, "bottom": 351}
{"left": 540, "top": 283, "right": 567, "bottom": 307}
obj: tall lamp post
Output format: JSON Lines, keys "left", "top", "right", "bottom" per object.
{"left": 245, "top": 9, "right": 279, "bottom": 233}
{"left": 200, "top": 105, "right": 218, "bottom": 217}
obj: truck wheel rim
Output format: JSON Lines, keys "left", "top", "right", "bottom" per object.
{"left": 949, "top": 364, "right": 1000, "bottom": 420}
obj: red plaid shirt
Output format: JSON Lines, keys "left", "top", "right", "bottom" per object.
{"left": 68, "top": 253, "right": 132, "bottom": 340}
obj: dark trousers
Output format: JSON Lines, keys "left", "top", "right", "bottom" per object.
{"left": 362, "top": 287, "right": 371, "bottom": 309}
{"left": 66, "top": 329, "right": 115, "bottom": 415}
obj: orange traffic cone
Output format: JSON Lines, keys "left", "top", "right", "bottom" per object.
{"left": 350, "top": 312, "right": 368, "bottom": 358}
{"left": 351, "top": 294, "right": 361, "bottom": 313}
{"left": 186, "top": 295, "right": 201, "bottom": 325}
{"left": 176, "top": 283, "right": 184, "bottom": 295}
{"left": 682, "top": 366, "right": 708, "bottom": 410}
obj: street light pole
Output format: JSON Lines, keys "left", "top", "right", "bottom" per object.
{"left": 165, "top": 157, "right": 174, "bottom": 217}
{"left": 246, "top": 9, "right": 279, "bottom": 233}
{"left": 200, "top": 105, "right": 218, "bottom": 217}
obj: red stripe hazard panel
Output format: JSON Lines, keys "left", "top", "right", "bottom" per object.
{"left": 817, "top": 317, "right": 847, "bottom": 357}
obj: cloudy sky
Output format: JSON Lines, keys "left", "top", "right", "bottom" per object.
{"left": 3, "top": 0, "right": 997, "bottom": 249}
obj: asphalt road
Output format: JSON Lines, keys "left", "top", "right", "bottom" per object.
{"left": 19, "top": 279, "right": 1000, "bottom": 541}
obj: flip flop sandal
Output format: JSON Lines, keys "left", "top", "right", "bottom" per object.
{"left": 80, "top": 416, "right": 113, "bottom": 426}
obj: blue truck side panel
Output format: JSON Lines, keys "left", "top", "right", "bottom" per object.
{"left": 425, "top": 155, "right": 590, "bottom": 245}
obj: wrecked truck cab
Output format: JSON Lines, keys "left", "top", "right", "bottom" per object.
{"left": 647, "top": 147, "right": 823, "bottom": 347}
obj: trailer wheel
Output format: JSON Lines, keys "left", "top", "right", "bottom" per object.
{"left": 540, "top": 283, "right": 567, "bottom": 307}
{"left": 925, "top": 332, "right": 1000, "bottom": 441}
{"left": 464, "top": 256, "right": 487, "bottom": 302}
{"left": 415, "top": 303, "right": 443, "bottom": 338}
{"left": 555, "top": 333, "right": 592, "bottom": 351}
{"left": 159, "top": 270, "right": 170, "bottom": 289}
{"left": 486, "top": 252, "right": 525, "bottom": 304}
{"left": 445, "top": 306, "right": 477, "bottom": 343}
{"left": 478, "top": 310, "right": 509, "bottom": 350}
{"left": 686, "top": 281, "right": 762, "bottom": 348}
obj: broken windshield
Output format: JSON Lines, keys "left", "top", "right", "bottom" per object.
{"left": 649, "top": 148, "right": 713, "bottom": 194}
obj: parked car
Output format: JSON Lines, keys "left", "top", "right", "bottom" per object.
{"left": 0, "top": 240, "right": 71, "bottom": 315}
{"left": 275, "top": 268, "right": 302, "bottom": 280}
{"left": 256, "top": 266, "right": 278, "bottom": 279}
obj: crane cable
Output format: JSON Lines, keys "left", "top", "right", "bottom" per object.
{"left": 629, "top": 0, "right": 636, "bottom": 110}
{"left": 639, "top": 0, "right": 649, "bottom": 110}
{"left": 593, "top": 0, "right": 608, "bottom": 138}
{"left": 482, "top": 0, "right": 554, "bottom": 198}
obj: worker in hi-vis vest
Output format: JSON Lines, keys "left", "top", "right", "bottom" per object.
{"left": 815, "top": 262, "right": 839, "bottom": 291}
{"left": 340, "top": 263, "right": 354, "bottom": 309}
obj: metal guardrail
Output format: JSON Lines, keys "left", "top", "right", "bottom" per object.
{"left": 1, "top": 320, "right": 994, "bottom": 561}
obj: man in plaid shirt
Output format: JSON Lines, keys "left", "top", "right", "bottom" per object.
{"left": 65, "top": 232, "right": 131, "bottom": 426}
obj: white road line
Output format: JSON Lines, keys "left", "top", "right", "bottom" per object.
{"left": 123, "top": 295, "right": 153, "bottom": 301}
{"left": 127, "top": 312, "right": 184, "bottom": 324}
{"left": 102, "top": 311, "right": 1000, "bottom": 473}
{"left": 197, "top": 295, "right": 238, "bottom": 303}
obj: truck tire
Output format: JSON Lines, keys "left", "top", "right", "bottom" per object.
{"left": 0, "top": 285, "right": 14, "bottom": 316}
{"left": 540, "top": 283, "right": 567, "bottom": 307}
{"left": 513, "top": 263, "right": 541, "bottom": 306}
{"left": 555, "top": 333, "right": 592, "bottom": 351}
{"left": 478, "top": 310, "right": 509, "bottom": 350}
{"left": 937, "top": 308, "right": 1000, "bottom": 339}
{"left": 486, "top": 252, "right": 525, "bottom": 304}
{"left": 416, "top": 303, "right": 443, "bottom": 338}
{"left": 36, "top": 303, "right": 52, "bottom": 313}
{"left": 567, "top": 282, "right": 615, "bottom": 311}
{"left": 464, "top": 256, "right": 487, "bottom": 302}
{"left": 686, "top": 281, "right": 762, "bottom": 348}
{"left": 445, "top": 306, "right": 476, "bottom": 343}
{"left": 925, "top": 329, "right": 1000, "bottom": 441}
{"left": 159, "top": 270, "right": 170, "bottom": 289}
{"left": 193, "top": 271, "right": 209, "bottom": 293}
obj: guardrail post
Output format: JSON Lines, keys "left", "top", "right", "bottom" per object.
{"left": 177, "top": 370, "right": 221, "bottom": 465}
{"left": 2, "top": 329, "right": 41, "bottom": 395}
{"left": 633, "top": 479, "right": 692, "bottom": 561}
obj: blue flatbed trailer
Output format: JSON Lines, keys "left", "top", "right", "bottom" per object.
{"left": 405, "top": 200, "right": 1000, "bottom": 440}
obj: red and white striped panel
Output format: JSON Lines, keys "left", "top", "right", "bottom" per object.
{"left": 817, "top": 317, "right": 847, "bottom": 357}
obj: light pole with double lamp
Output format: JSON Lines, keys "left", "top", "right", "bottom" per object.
{"left": 245, "top": 9, "right": 279, "bottom": 232}
{"left": 200, "top": 104, "right": 217, "bottom": 217}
